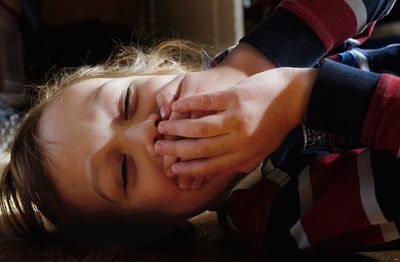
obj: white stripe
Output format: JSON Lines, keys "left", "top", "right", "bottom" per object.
{"left": 262, "top": 158, "right": 274, "bottom": 174}
{"left": 344, "top": 0, "right": 368, "bottom": 32}
{"left": 298, "top": 166, "right": 313, "bottom": 215}
{"left": 358, "top": 149, "right": 388, "bottom": 225}
{"left": 266, "top": 168, "right": 291, "bottom": 188}
{"left": 381, "top": 0, "right": 397, "bottom": 17}
{"left": 347, "top": 38, "right": 361, "bottom": 46}
{"left": 350, "top": 49, "right": 370, "bottom": 71}
{"left": 380, "top": 222, "right": 400, "bottom": 243}
{"left": 397, "top": 146, "right": 400, "bottom": 159}
{"left": 290, "top": 221, "right": 310, "bottom": 250}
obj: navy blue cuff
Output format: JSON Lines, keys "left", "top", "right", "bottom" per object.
{"left": 240, "top": 8, "right": 325, "bottom": 67}
{"left": 306, "top": 59, "right": 380, "bottom": 137}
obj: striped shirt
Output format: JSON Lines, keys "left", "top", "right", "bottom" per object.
{"left": 216, "top": 0, "right": 400, "bottom": 252}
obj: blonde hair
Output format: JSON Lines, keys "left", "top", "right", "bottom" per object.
{"left": 0, "top": 40, "right": 204, "bottom": 240}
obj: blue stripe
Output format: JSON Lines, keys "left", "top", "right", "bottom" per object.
{"left": 338, "top": 52, "right": 358, "bottom": 67}
{"left": 263, "top": 177, "right": 302, "bottom": 252}
{"left": 357, "top": 44, "right": 400, "bottom": 76}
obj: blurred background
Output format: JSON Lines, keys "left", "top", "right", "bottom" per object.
{"left": 0, "top": 0, "right": 399, "bottom": 150}
{"left": 0, "top": 0, "right": 247, "bottom": 110}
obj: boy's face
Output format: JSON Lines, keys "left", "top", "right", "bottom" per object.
{"left": 38, "top": 75, "right": 237, "bottom": 222}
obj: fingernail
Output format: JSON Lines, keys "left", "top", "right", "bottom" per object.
{"left": 171, "top": 165, "right": 178, "bottom": 175}
{"left": 154, "top": 142, "right": 164, "bottom": 154}
{"left": 160, "top": 106, "right": 168, "bottom": 120}
{"left": 158, "top": 122, "right": 166, "bottom": 134}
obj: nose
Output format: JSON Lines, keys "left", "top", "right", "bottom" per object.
{"left": 123, "top": 113, "right": 160, "bottom": 157}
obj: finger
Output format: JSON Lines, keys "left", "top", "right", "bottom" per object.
{"left": 177, "top": 176, "right": 193, "bottom": 190}
{"left": 190, "top": 110, "right": 218, "bottom": 119}
{"left": 170, "top": 153, "right": 249, "bottom": 177}
{"left": 161, "top": 110, "right": 190, "bottom": 176}
{"left": 163, "top": 155, "right": 178, "bottom": 177}
{"left": 156, "top": 73, "right": 185, "bottom": 119}
{"left": 229, "top": 157, "right": 262, "bottom": 174}
{"left": 172, "top": 90, "right": 233, "bottom": 113}
{"left": 155, "top": 134, "right": 231, "bottom": 159}
{"left": 158, "top": 113, "right": 232, "bottom": 138}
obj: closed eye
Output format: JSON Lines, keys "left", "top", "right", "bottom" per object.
{"left": 124, "top": 86, "right": 131, "bottom": 120}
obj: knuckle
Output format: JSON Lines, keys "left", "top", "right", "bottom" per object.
{"left": 201, "top": 94, "right": 212, "bottom": 109}
{"left": 181, "top": 99, "right": 190, "bottom": 110}
{"left": 195, "top": 145, "right": 209, "bottom": 158}
{"left": 236, "top": 113, "right": 253, "bottom": 137}
{"left": 165, "top": 155, "right": 177, "bottom": 166}
{"left": 192, "top": 124, "right": 208, "bottom": 137}
{"left": 234, "top": 114, "right": 247, "bottom": 131}
{"left": 165, "top": 142, "right": 177, "bottom": 155}
{"left": 229, "top": 90, "right": 241, "bottom": 107}
{"left": 164, "top": 123, "right": 176, "bottom": 134}
{"left": 205, "top": 165, "right": 219, "bottom": 175}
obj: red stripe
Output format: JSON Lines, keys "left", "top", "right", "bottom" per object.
{"left": 353, "top": 22, "right": 377, "bottom": 44}
{"left": 326, "top": 54, "right": 342, "bottom": 62}
{"left": 225, "top": 179, "right": 281, "bottom": 249}
{"left": 301, "top": 149, "right": 372, "bottom": 247}
{"left": 361, "top": 74, "right": 400, "bottom": 156}
{"left": 308, "top": 152, "right": 343, "bottom": 201}
{"left": 280, "top": 0, "right": 358, "bottom": 51}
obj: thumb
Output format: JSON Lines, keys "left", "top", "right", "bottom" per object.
{"left": 156, "top": 73, "right": 186, "bottom": 120}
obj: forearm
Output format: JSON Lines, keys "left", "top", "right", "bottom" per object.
{"left": 217, "top": 42, "right": 276, "bottom": 77}
{"left": 240, "top": 0, "right": 396, "bottom": 67}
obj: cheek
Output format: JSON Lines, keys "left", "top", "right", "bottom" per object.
{"left": 131, "top": 167, "right": 181, "bottom": 210}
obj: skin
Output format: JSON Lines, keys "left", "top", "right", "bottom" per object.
{"left": 155, "top": 43, "right": 277, "bottom": 181}
{"left": 37, "top": 75, "right": 240, "bottom": 223}
{"left": 156, "top": 68, "right": 318, "bottom": 178}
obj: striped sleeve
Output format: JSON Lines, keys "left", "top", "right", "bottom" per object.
{"left": 361, "top": 73, "right": 400, "bottom": 158}
{"left": 240, "top": 0, "right": 396, "bottom": 67}
{"left": 218, "top": 147, "right": 400, "bottom": 252}
{"left": 306, "top": 59, "right": 381, "bottom": 137}
{"left": 289, "top": 148, "right": 400, "bottom": 251}
{"left": 306, "top": 59, "right": 400, "bottom": 157}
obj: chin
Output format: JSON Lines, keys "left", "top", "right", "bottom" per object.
{"left": 173, "top": 181, "right": 231, "bottom": 219}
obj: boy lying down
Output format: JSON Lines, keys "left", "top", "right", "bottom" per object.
{"left": 1, "top": 39, "right": 399, "bottom": 253}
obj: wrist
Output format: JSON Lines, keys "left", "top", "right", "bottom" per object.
{"left": 287, "top": 68, "right": 319, "bottom": 128}
{"left": 218, "top": 43, "right": 276, "bottom": 77}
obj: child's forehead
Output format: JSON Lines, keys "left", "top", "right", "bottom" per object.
{"left": 53, "top": 77, "right": 117, "bottom": 102}
{"left": 68, "top": 73, "right": 177, "bottom": 89}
